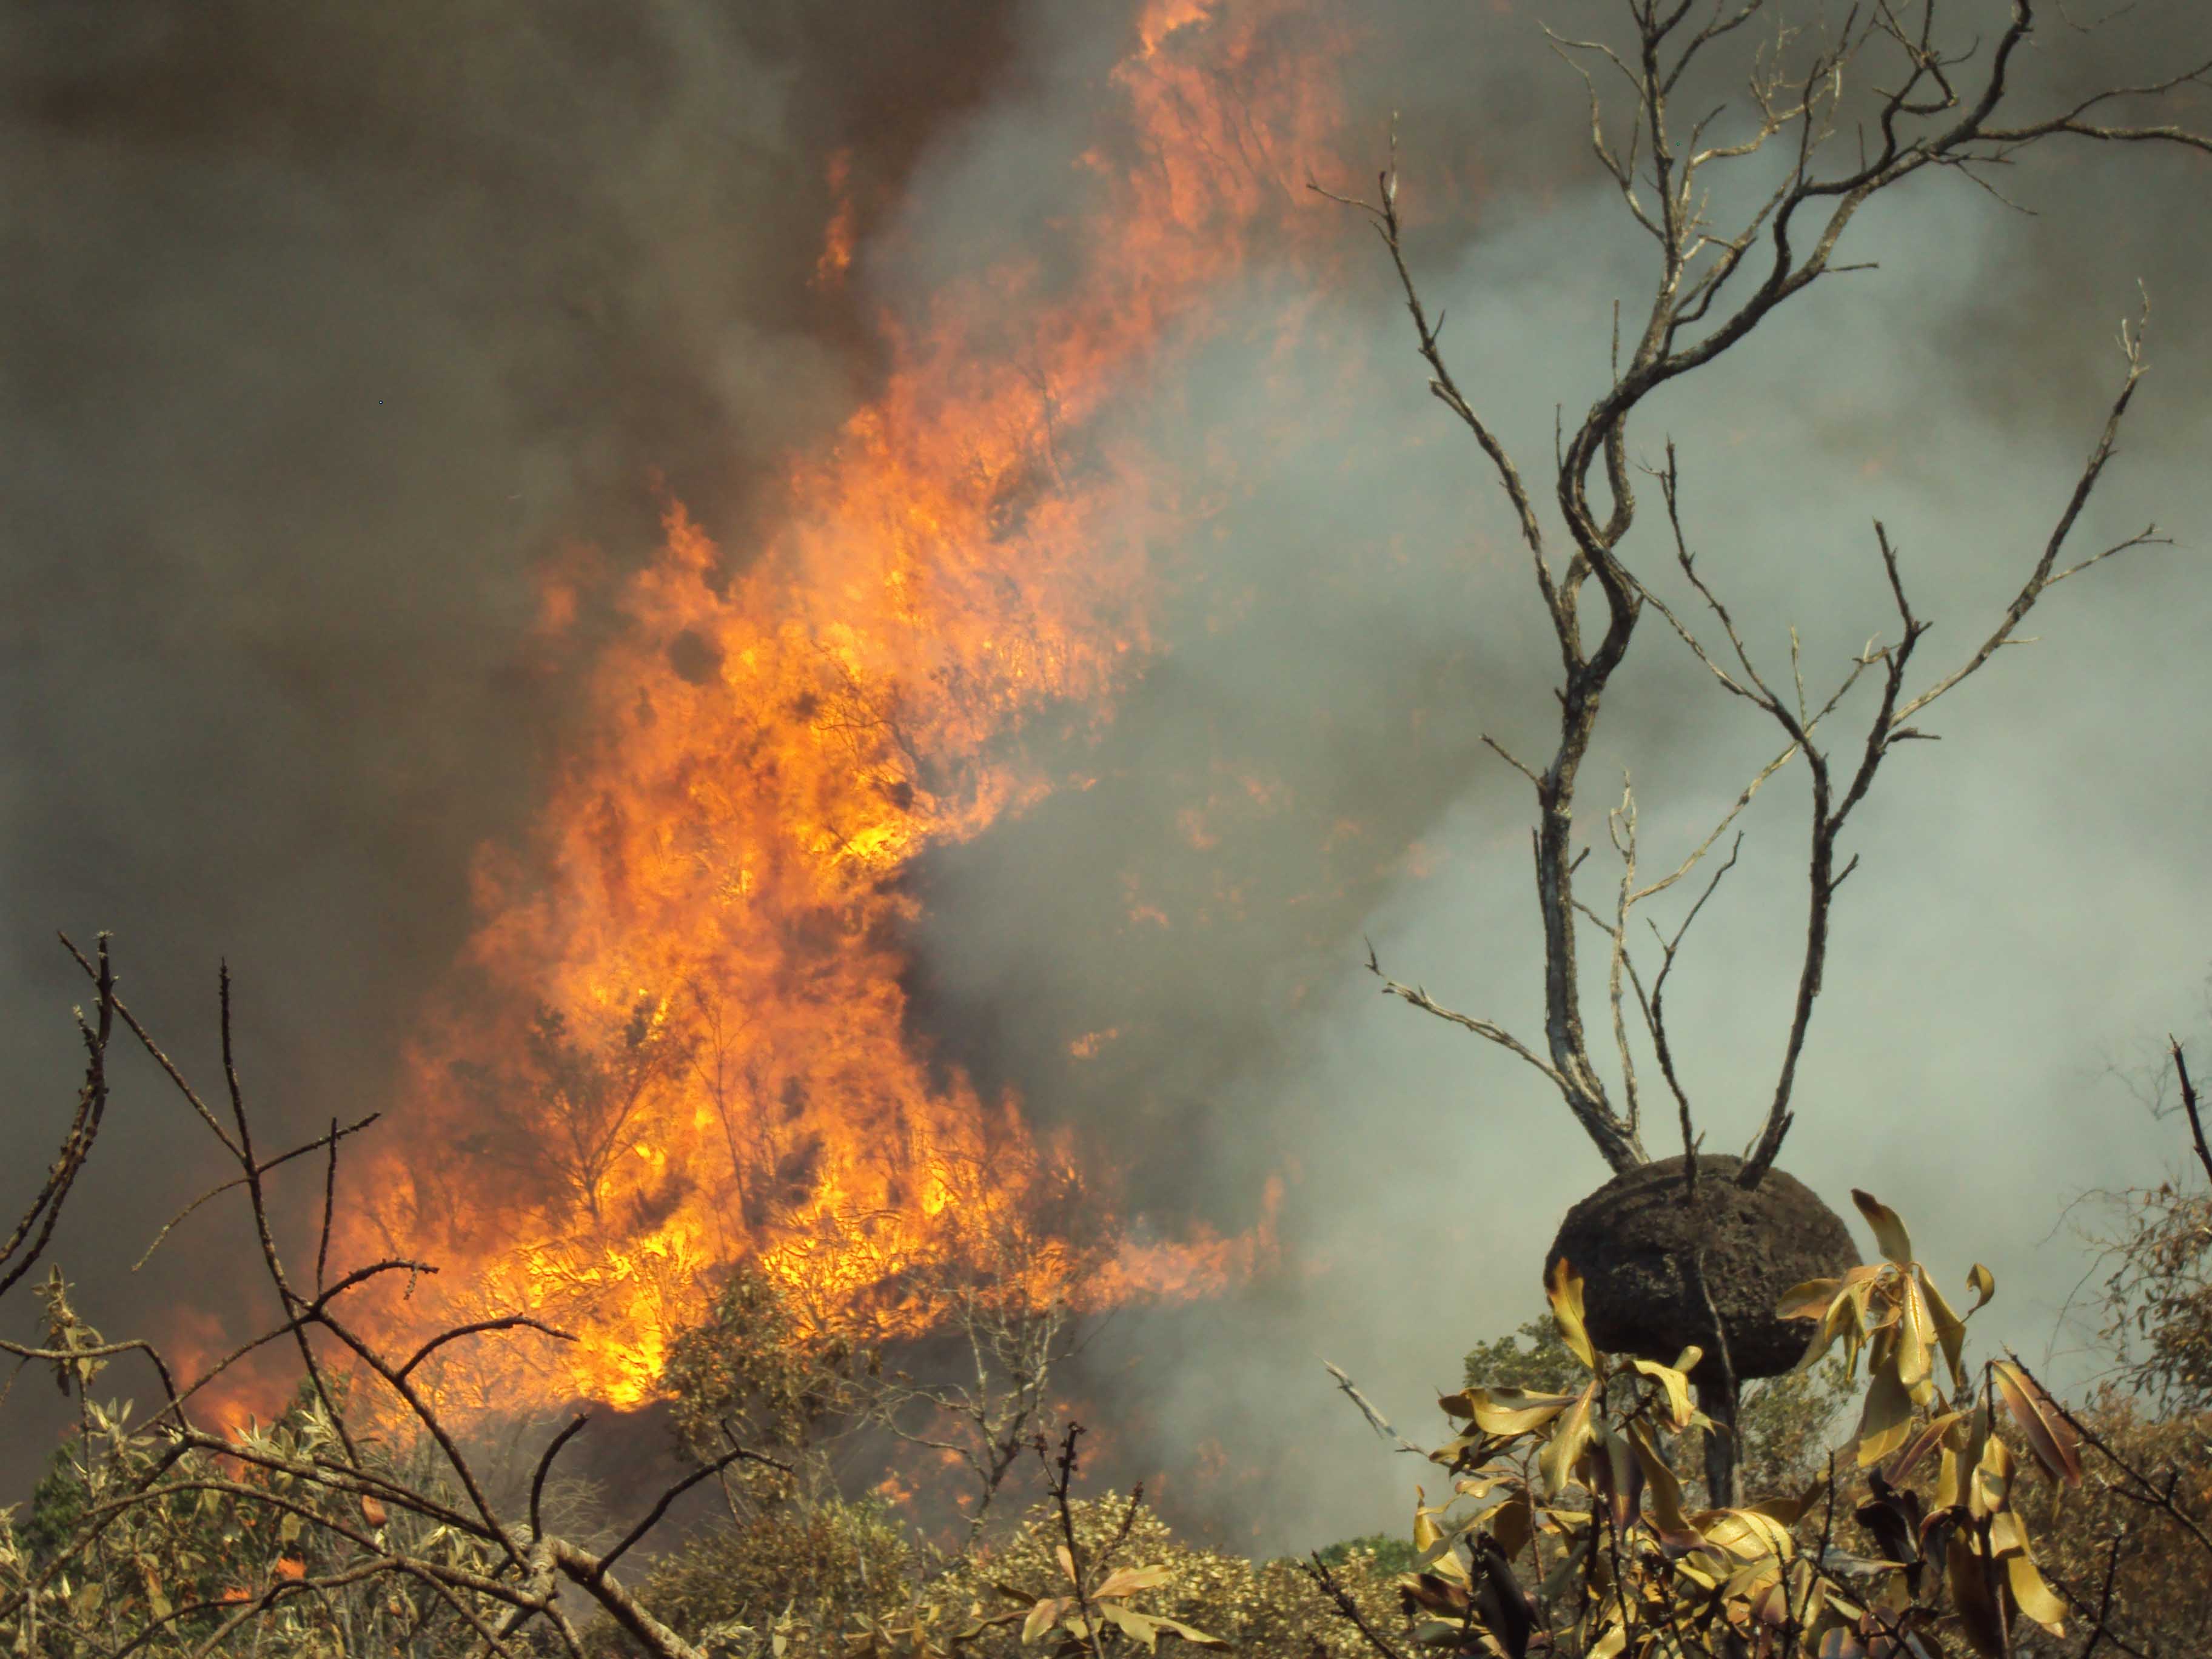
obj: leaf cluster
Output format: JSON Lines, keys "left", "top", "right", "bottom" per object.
{"left": 1392, "top": 1194, "right": 2103, "bottom": 1658}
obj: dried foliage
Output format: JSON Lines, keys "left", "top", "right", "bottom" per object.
{"left": 3, "top": 948, "right": 2212, "bottom": 1659}
{"left": 0, "top": 8, "right": 2208, "bottom": 1659}
{"left": 1463, "top": 1318, "right": 1854, "bottom": 1501}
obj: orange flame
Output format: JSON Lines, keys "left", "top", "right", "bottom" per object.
{"left": 351, "top": 0, "right": 1344, "bottom": 1412}
{"left": 813, "top": 150, "right": 856, "bottom": 288}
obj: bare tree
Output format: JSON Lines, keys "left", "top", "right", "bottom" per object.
{"left": 862, "top": 1260, "right": 1080, "bottom": 1562}
{"left": 1319, "top": 0, "right": 2208, "bottom": 1505}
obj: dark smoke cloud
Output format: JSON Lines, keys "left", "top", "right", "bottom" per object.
{"left": 0, "top": 0, "right": 1016, "bottom": 1479}
{"left": 2, "top": 0, "right": 2208, "bottom": 1559}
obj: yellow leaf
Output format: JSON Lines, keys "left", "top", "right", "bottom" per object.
{"left": 1886, "top": 1410, "right": 1966, "bottom": 1486}
{"left": 1538, "top": 1381, "right": 1598, "bottom": 1498}
{"left": 1627, "top": 1424, "right": 1704, "bottom": 1552}
{"left": 1851, "top": 1190, "right": 1915, "bottom": 1265}
{"left": 1489, "top": 1492, "right": 1533, "bottom": 1564}
{"left": 1700, "top": 1508, "right": 1792, "bottom": 1561}
{"left": 1629, "top": 1358, "right": 1695, "bottom": 1430}
{"left": 1917, "top": 1268, "right": 1970, "bottom": 1394}
{"left": 1774, "top": 1279, "right": 1840, "bottom": 1320}
{"left": 1895, "top": 1275, "right": 1936, "bottom": 1392}
{"left": 1966, "top": 1263, "right": 1996, "bottom": 1310}
{"left": 1546, "top": 1257, "right": 1598, "bottom": 1371}
{"left": 1093, "top": 1566, "right": 1170, "bottom": 1600}
{"left": 2005, "top": 1550, "right": 2067, "bottom": 1632}
{"left": 1600, "top": 1423, "right": 1640, "bottom": 1533}
{"left": 1151, "top": 1616, "right": 1229, "bottom": 1650}
{"left": 1459, "top": 1387, "right": 1580, "bottom": 1438}
{"left": 1100, "top": 1604, "right": 1162, "bottom": 1651}
{"left": 1412, "top": 1487, "right": 1441, "bottom": 1555}
{"left": 1854, "top": 1366, "right": 1914, "bottom": 1467}
{"left": 1022, "top": 1599, "right": 1063, "bottom": 1646}
{"left": 1972, "top": 1433, "right": 2017, "bottom": 1522}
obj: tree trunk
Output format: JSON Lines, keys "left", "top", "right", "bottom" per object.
{"left": 1698, "top": 1373, "right": 1740, "bottom": 1510}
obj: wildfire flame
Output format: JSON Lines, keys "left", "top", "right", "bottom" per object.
{"left": 352, "top": 0, "right": 1344, "bottom": 1411}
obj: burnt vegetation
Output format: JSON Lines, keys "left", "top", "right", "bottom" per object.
{"left": 6, "top": 2, "right": 2212, "bottom": 1657}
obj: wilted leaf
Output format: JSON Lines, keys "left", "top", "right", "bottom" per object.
{"left": 1628, "top": 1424, "right": 1703, "bottom": 1553}
{"left": 1489, "top": 1492, "right": 1533, "bottom": 1564}
{"left": 1798, "top": 1274, "right": 1875, "bottom": 1374}
{"left": 1916, "top": 1270, "right": 1969, "bottom": 1394}
{"left": 1411, "top": 1528, "right": 1472, "bottom": 1586}
{"left": 1401, "top": 1574, "right": 1473, "bottom": 1619}
{"left": 1776, "top": 1279, "right": 1841, "bottom": 1320}
{"left": 1629, "top": 1357, "right": 1695, "bottom": 1430}
{"left": 1022, "top": 1598, "right": 1064, "bottom": 1645}
{"left": 1412, "top": 1487, "right": 1441, "bottom": 1556}
{"left": 1854, "top": 1366, "right": 1914, "bottom": 1467}
{"left": 1852, "top": 1190, "right": 1916, "bottom": 1265}
{"left": 1894, "top": 1275, "right": 1934, "bottom": 1393}
{"left": 1987, "top": 1512, "right": 2066, "bottom": 1632}
{"left": 1093, "top": 1565, "right": 1171, "bottom": 1601}
{"left": 1149, "top": 1616, "right": 1228, "bottom": 1650}
{"left": 1991, "top": 1361, "right": 2083, "bottom": 1487}
{"left": 1701, "top": 1508, "right": 1792, "bottom": 1561}
{"left": 1054, "top": 1544, "right": 1078, "bottom": 1585}
{"left": 1971, "top": 1433, "right": 2017, "bottom": 1522}
{"left": 360, "top": 1493, "right": 388, "bottom": 1529}
{"left": 1945, "top": 1533, "right": 2007, "bottom": 1658}
{"left": 1600, "top": 1423, "right": 1642, "bottom": 1533}
{"left": 1886, "top": 1410, "right": 1965, "bottom": 1488}
{"left": 1538, "top": 1382, "right": 1597, "bottom": 1498}
{"left": 1966, "top": 1263, "right": 1996, "bottom": 1310}
{"left": 1458, "top": 1387, "right": 1579, "bottom": 1438}
{"left": 1546, "top": 1258, "right": 1598, "bottom": 1371}
{"left": 1748, "top": 1489, "right": 1814, "bottom": 1529}
{"left": 2005, "top": 1550, "right": 2066, "bottom": 1632}
{"left": 1100, "top": 1603, "right": 1161, "bottom": 1651}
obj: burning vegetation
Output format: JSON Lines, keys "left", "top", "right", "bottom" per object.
{"left": 4, "top": 2, "right": 2212, "bottom": 1658}
{"left": 343, "top": 0, "right": 1348, "bottom": 1409}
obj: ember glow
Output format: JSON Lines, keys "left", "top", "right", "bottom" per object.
{"left": 349, "top": 0, "right": 1342, "bottom": 1411}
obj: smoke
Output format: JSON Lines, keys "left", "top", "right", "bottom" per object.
{"left": 896, "top": 0, "right": 2212, "bottom": 1548}
{"left": 0, "top": 0, "right": 1018, "bottom": 1470}
{"left": 3, "top": 0, "right": 2209, "bottom": 1555}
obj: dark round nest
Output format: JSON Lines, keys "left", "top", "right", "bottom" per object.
{"left": 1544, "top": 1155, "right": 1860, "bottom": 1385}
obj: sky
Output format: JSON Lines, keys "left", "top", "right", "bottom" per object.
{"left": 1, "top": 0, "right": 2208, "bottom": 1551}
